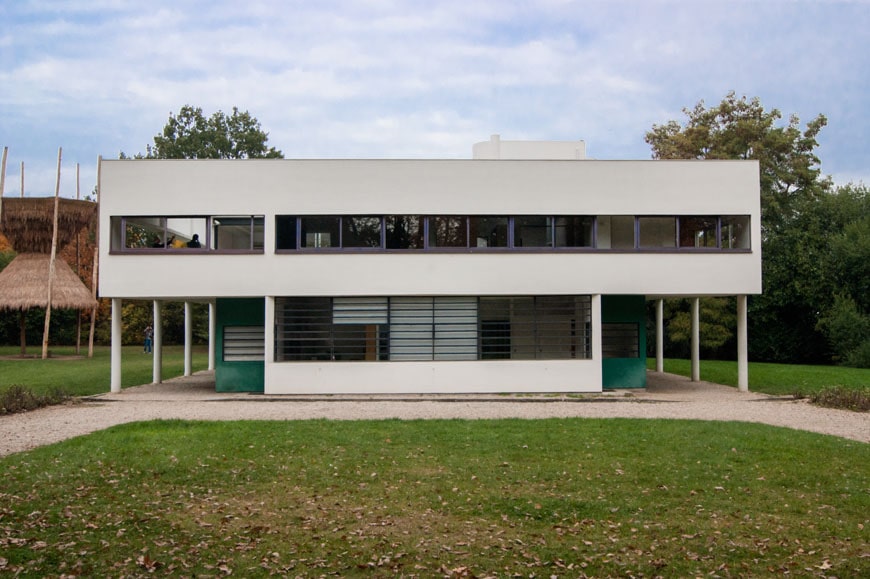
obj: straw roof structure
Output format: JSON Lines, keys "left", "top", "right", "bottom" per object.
{"left": 0, "top": 253, "right": 97, "bottom": 311}
{"left": 0, "top": 197, "right": 96, "bottom": 254}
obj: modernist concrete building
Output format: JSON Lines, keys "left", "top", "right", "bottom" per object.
{"left": 99, "top": 136, "right": 761, "bottom": 394}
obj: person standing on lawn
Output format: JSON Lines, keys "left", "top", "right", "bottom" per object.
{"left": 144, "top": 325, "right": 153, "bottom": 354}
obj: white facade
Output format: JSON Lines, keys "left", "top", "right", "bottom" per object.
{"left": 99, "top": 151, "right": 761, "bottom": 394}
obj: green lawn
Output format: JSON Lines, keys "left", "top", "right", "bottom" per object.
{"left": 0, "top": 419, "right": 866, "bottom": 577}
{"left": 0, "top": 345, "right": 208, "bottom": 397}
{"left": 648, "top": 358, "right": 870, "bottom": 396}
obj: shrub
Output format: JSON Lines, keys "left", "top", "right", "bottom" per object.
{"left": 809, "top": 386, "right": 870, "bottom": 412}
{"left": 0, "top": 384, "right": 70, "bottom": 415}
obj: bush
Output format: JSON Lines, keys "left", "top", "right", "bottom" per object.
{"left": 845, "top": 339, "right": 870, "bottom": 368}
{"left": 809, "top": 386, "right": 870, "bottom": 412}
{"left": 817, "top": 294, "right": 870, "bottom": 368}
{"left": 0, "top": 384, "right": 70, "bottom": 415}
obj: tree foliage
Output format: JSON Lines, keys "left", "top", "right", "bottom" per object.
{"left": 147, "top": 105, "right": 283, "bottom": 160}
{"left": 645, "top": 93, "right": 870, "bottom": 367}
{"left": 661, "top": 297, "right": 736, "bottom": 359}
{"left": 645, "top": 92, "right": 830, "bottom": 230}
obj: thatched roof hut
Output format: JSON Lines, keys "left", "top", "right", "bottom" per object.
{"left": 0, "top": 253, "right": 97, "bottom": 311}
{"left": 0, "top": 197, "right": 96, "bottom": 253}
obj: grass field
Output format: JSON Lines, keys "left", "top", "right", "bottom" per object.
{"left": 0, "top": 345, "right": 208, "bottom": 397}
{"left": 648, "top": 358, "right": 869, "bottom": 396}
{"left": 0, "top": 419, "right": 867, "bottom": 577}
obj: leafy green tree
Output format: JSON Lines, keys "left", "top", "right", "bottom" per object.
{"left": 817, "top": 294, "right": 870, "bottom": 367}
{"left": 147, "top": 105, "right": 283, "bottom": 159}
{"left": 114, "top": 104, "right": 283, "bottom": 346}
{"left": 660, "top": 297, "right": 736, "bottom": 359}
{"left": 645, "top": 92, "right": 830, "bottom": 230}
{"left": 645, "top": 93, "right": 839, "bottom": 364}
{"left": 751, "top": 184, "right": 870, "bottom": 364}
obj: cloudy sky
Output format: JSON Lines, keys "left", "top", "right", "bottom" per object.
{"left": 1, "top": 0, "right": 867, "bottom": 197}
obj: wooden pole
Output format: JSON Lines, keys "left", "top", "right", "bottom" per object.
{"left": 42, "top": 148, "right": 62, "bottom": 360}
{"left": 20, "top": 161, "right": 24, "bottom": 197}
{"left": 0, "top": 146, "right": 7, "bottom": 219}
{"left": 75, "top": 163, "right": 82, "bottom": 355}
{"left": 88, "top": 156, "right": 101, "bottom": 358}
{"left": 20, "top": 312, "right": 26, "bottom": 355}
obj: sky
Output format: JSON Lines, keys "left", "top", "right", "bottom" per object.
{"left": 1, "top": 0, "right": 868, "bottom": 198}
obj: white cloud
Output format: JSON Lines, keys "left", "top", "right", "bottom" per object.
{"left": 0, "top": 0, "right": 867, "bottom": 194}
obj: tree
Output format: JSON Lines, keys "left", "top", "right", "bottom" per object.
{"left": 113, "top": 105, "right": 282, "bottom": 346}
{"left": 147, "top": 105, "right": 283, "bottom": 159}
{"left": 645, "top": 93, "right": 841, "bottom": 364}
{"left": 654, "top": 297, "right": 736, "bottom": 360}
{"left": 645, "top": 92, "right": 830, "bottom": 231}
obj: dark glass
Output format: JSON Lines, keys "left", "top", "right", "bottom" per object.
{"left": 342, "top": 216, "right": 382, "bottom": 248}
{"left": 300, "top": 216, "right": 340, "bottom": 248}
{"left": 385, "top": 215, "right": 424, "bottom": 249}
{"left": 429, "top": 216, "right": 468, "bottom": 248}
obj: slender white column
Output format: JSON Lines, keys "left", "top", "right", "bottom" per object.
{"left": 184, "top": 301, "right": 193, "bottom": 377}
{"left": 153, "top": 300, "right": 163, "bottom": 384}
{"left": 691, "top": 297, "right": 700, "bottom": 382}
{"left": 655, "top": 299, "right": 664, "bottom": 373}
{"left": 264, "top": 296, "right": 275, "bottom": 392}
{"left": 208, "top": 301, "right": 216, "bottom": 371}
{"left": 590, "top": 294, "right": 603, "bottom": 390}
{"left": 110, "top": 298, "right": 122, "bottom": 393}
{"left": 737, "top": 295, "right": 749, "bottom": 392}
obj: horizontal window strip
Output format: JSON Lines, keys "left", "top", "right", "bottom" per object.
{"left": 274, "top": 215, "right": 751, "bottom": 252}
{"left": 274, "top": 296, "right": 592, "bottom": 362}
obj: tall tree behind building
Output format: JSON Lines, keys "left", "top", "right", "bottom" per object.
{"left": 643, "top": 93, "right": 868, "bottom": 365}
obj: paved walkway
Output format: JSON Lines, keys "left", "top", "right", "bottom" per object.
{"left": 1, "top": 371, "right": 867, "bottom": 457}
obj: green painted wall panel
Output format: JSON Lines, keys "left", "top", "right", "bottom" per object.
{"left": 602, "top": 295, "right": 647, "bottom": 389}
{"left": 215, "top": 298, "right": 265, "bottom": 393}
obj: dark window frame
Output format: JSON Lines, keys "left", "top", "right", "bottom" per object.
{"left": 111, "top": 215, "right": 264, "bottom": 254}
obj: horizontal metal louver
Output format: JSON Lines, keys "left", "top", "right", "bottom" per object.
{"left": 223, "top": 326, "right": 265, "bottom": 361}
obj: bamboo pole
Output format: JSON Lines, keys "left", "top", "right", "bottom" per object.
{"left": 75, "top": 162, "right": 82, "bottom": 354}
{"left": 20, "top": 161, "right": 24, "bottom": 197}
{"left": 88, "top": 156, "right": 101, "bottom": 358}
{"left": 42, "top": 148, "right": 62, "bottom": 360}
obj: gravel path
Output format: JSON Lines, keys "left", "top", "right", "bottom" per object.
{"left": 1, "top": 371, "right": 867, "bottom": 457}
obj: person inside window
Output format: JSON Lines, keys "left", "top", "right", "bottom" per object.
{"left": 187, "top": 234, "right": 201, "bottom": 248}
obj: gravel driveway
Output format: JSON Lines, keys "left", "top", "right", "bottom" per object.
{"left": 1, "top": 370, "right": 867, "bottom": 457}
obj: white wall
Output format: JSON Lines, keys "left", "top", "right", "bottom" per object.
{"left": 263, "top": 358, "right": 602, "bottom": 394}
{"left": 99, "top": 158, "right": 761, "bottom": 301}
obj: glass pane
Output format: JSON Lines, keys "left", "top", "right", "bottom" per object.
{"left": 679, "top": 216, "right": 717, "bottom": 248}
{"left": 598, "top": 216, "right": 635, "bottom": 249}
{"left": 275, "top": 297, "right": 332, "bottom": 361}
{"left": 385, "top": 215, "right": 424, "bottom": 249}
{"left": 506, "top": 297, "right": 536, "bottom": 359}
{"left": 301, "top": 216, "right": 340, "bottom": 248}
{"left": 253, "top": 217, "right": 264, "bottom": 250}
{"left": 429, "top": 216, "right": 468, "bottom": 248}
{"left": 514, "top": 216, "right": 552, "bottom": 247}
{"left": 480, "top": 298, "right": 512, "bottom": 359}
{"left": 211, "top": 216, "right": 251, "bottom": 250}
{"left": 638, "top": 217, "right": 676, "bottom": 248}
{"left": 167, "top": 217, "right": 207, "bottom": 249}
{"left": 602, "top": 323, "right": 640, "bottom": 358}
{"left": 124, "top": 217, "right": 164, "bottom": 248}
{"left": 468, "top": 216, "right": 508, "bottom": 248}
{"left": 276, "top": 215, "right": 297, "bottom": 250}
{"left": 721, "top": 215, "right": 751, "bottom": 249}
{"left": 554, "top": 216, "right": 594, "bottom": 247}
{"left": 342, "top": 216, "right": 382, "bottom": 248}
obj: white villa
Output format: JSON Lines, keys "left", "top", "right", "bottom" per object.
{"left": 99, "top": 136, "right": 761, "bottom": 394}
